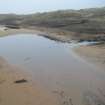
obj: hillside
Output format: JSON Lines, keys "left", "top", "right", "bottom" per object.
{"left": 0, "top": 7, "right": 105, "bottom": 41}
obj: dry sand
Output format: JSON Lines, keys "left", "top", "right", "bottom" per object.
{"left": 0, "top": 57, "right": 58, "bottom": 105}
{"left": 0, "top": 27, "right": 72, "bottom": 42}
{"left": 74, "top": 44, "right": 105, "bottom": 69}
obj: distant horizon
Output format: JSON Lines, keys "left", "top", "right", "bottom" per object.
{"left": 0, "top": 0, "right": 105, "bottom": 14}
{"left": 0, "top": 6, "right": 104, "bottom": 15}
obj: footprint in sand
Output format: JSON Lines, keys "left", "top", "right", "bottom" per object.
{"left": 52, "top": 90, "right": 74, "bottom": 105}
{"left": 83, "top": 91, "right": 105, "bottom": 105}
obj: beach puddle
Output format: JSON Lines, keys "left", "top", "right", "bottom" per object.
{"left": 0, "top": 34, "right": 105, "bottom": 105}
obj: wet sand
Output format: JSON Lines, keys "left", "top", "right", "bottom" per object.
{"left": 74, "top": 44, "right": 105, "bottom": 69}
{"left": 0, "top": 57, "right": 58, "bottom": 105}
{"left": 1, "top": 53, "right": 105, "bottom": 105}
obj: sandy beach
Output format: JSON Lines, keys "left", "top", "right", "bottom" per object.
{"left": 0, "top": 27, "right": 105, "bottom": 105}
{"left": 74, "top": 44, "right": 105, "bottom": 69}
{"left": 0, "top": 57, "right": 58, "bottom": 105}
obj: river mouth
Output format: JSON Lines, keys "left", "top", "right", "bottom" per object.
{"left": 0, "top": 34, "right": 105, "bottom": 105}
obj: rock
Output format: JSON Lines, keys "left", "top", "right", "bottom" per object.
{"left": 14, "top": 79, "right": 28, "bottom": 84}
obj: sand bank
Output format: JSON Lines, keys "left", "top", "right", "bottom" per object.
{"left": 74, "top": 44, "right": 105, "bottom": 69}
{"left": 0, "top": 27, "right": 72, "bottom": 43}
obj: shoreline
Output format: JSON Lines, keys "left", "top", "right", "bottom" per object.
{"left": 0, "top": 56, "right": 58, "bottom": 105}
{"left": 0, "top": 27, "right": 72, "bottom": 43}
{"left": 1, "top": 27, "right": 105, "bottom": 43}
{"left": 74, "top": 44, "right": 105, "bottom": 70}
{"left": 0, "top": 27, "right": 105, "bottom": 69}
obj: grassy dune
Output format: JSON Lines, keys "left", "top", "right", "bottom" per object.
{"left": 0, "top": 7, "right": 105, "bottom": 41}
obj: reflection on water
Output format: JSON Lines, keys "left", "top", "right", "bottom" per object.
{"left": 0, "top": 34, "right": 105, "bottom": 105}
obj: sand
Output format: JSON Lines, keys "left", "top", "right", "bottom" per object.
{"left": 0, "top": 27, "right": 72, "bottom": 42}
{"left": 0, "top": 27, "right": 105, "bottom": 105}
{"left": 74, "top": 44, "right": 105, "bottom": 69}
{"left": 0, "top": 57, "right": 58, "bottom": 105}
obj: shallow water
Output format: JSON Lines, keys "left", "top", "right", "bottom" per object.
{"left": 0, "top": 34, "right": 105, "bottom": 105}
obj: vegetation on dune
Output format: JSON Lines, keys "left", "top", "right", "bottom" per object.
{"left": 0, "top": 7, "right": 105, "bottom": 41}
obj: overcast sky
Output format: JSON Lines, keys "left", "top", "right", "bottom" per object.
{"left": 0, "top": 0, "right": 105, "bottom": 14}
